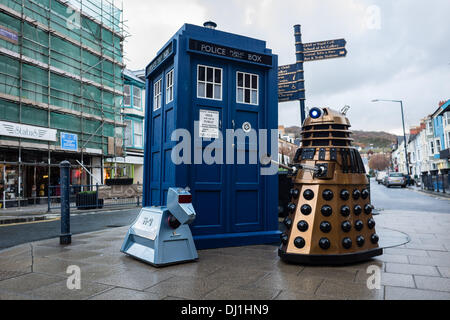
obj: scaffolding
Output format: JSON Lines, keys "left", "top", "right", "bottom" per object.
{"left": 0, "top": 0, "right": 128, "bottom": 207}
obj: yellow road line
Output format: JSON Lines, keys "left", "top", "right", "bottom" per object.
{"left": 0, "top": 217, "right": 60, "bottom": 228}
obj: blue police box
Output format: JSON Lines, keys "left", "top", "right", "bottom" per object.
{"left": 143, "top": 22, "right": 280, "bottom": 249}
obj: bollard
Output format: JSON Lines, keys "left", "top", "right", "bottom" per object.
{"left": 60, "top": 161, "right": 72, "bottom": 245}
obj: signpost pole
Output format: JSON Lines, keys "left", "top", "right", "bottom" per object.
{"left": 294, "top": 25, "right": 306, "bottom": 124}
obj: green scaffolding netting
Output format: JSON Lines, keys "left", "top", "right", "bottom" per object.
{"left": 0, "top": 0, "right": 125, "bottom": 154}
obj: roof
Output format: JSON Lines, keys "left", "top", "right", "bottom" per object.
{"left": 123, "top": 69, "right": 145, "bottom": 86}
{"left": 432, "top": 99, "right": 450, "bottom": 117}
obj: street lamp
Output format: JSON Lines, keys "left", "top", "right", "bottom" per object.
{"left": 372, "top": 99, "right": 411, "bottom": 176}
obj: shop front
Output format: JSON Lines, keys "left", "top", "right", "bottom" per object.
{"left": 0, "top": 147, "right": 94, "bottom": 208}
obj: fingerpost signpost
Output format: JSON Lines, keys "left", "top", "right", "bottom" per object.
{"left": 278, "top": 25, "right": 347, "bottom": 123}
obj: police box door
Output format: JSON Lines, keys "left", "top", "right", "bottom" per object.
{"left": 228, "top": 65, "right": 265, "bottom": 233}
{"left": 189, "top": 59, "right": 265, "bottom": 236}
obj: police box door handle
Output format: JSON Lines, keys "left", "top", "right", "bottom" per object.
{"left": 232, "top": 120, "right": 235, "bottom": 129}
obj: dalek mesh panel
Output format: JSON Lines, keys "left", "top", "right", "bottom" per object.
{"left": 279, "top": 108, "right": 383, "bottom": 265}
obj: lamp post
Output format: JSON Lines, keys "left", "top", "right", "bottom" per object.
{"left": 372, "top": 99, "right": 411, "bottom": 176}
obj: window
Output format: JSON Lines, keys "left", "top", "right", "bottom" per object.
{"left": 436, "top": 139, "right": 441, "bottom": 153}
{"left": 237, "top": 72, "right": 258, "bottom": 105}
{"left": 444, "top": 112, "right": 450, "bottom": 126}
{"left": 134, "top": 121, "right": 143, "bottom": 148}
{"left": 427, "top": 120, "right": 433, "bottom": 135}
{"left": 124, "top": 85, "right": 131, "bottom": 106}
{"left": 124, "top": 119, "right": 144, "bottom": 148}
{"left": 447, "top": 132, "right": 450, "bottom": 149}
{"left": 166, "top": 69, "right": 174, "bottom": 103}
{"left": 197, "top": 65, "right": 222, "bottom": 100}
{"left": 430, "top": 141, "right": 435, "bottom": 154}
{"left": 153, "top": 79, "right": 162, "bottom": 111}
{"left": 133, "top": 87, "right": 142, "bottom": 109}
{"left": 124, "top": 119, "right": 132, "bottom": 147}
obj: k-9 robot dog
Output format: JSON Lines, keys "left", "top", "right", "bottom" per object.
{"left": 121, "top": 188, "right": 198, "bottom": 267}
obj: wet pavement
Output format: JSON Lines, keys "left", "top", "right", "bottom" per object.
{"left": 0, "top": 182, "right": 449, "bottom": 300}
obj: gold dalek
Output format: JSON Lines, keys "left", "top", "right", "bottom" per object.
{"left": 279, "top": 107, "right": 383, "bottom": 265}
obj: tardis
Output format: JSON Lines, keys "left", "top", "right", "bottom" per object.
{"left": 143, "top": 22, "right": 280, "bottom": 250}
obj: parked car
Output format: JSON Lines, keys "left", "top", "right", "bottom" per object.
{"left": 385, "top": 173, "right": 407, "bottom": 188}
{"left": 376, "top": 171, "right": 388, "bottom": 184}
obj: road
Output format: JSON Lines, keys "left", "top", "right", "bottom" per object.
{"left": 370, "top": 179, "right": 450, "bottom": 214}
{"left": 0, "top": 208, "right": 140, "bottom": 250}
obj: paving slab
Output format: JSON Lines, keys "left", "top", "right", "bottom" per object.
{"left": 144, "top": 275, "right": 224, "bottom": 300}
{"left": 354, "top": 271, "right": 415, "bottom": 288}
{"left": 385, "top": 286, "right": 450, "bottom": 300}
{"left": 251, "top": 272, "right": 324, "bottom": 294}
{"left": 202, "top": 285, "right": 280, "bottom": 300}
{"left": 26, "top": 279, "right": 112, "bottom": 300}
{"left": 89, "top": 287, "right": 163, "bottom": 300}
{"left": 315, "top": 279, "right": 384, "bottom": 300}
{"left": 0, "top": 273, "right": 65, "bottom": 293}
{"left": 94, "top": 269, "right": 173, "bottom": 291}
{"left": 385, "top": 263, "right": 441, "bottom": 276}
{"left": 414, "top": 275, "right": 450, "bottom": 292}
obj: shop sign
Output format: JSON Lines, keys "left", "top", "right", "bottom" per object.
{"left": 0, "top": 121, "right": 56, "bottom": 141}
{"left": 61, "top": 132, "right": 78, "bottom": 151}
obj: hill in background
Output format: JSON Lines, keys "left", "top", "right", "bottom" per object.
{"left": 284, "top": 126, "right": 398, "bottom": 150}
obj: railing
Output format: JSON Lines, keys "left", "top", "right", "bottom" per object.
{"left": 421, "top": 172, "right": 450, "bottom": 194}
{"left": 47, "top": 183, "right": 141, "bottom": 212}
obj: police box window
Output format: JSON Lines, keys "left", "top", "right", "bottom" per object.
{"left": 237, "top": 72, "right": 258, "bottom": 105}
{"left": 197, "top": 65, "right": 222, "bottom": 100}
{"left": 166, "top": 69, "right": 174, "bottom": 104}
{"left": 153, "top": 78, "right": 162, "bottom": 111}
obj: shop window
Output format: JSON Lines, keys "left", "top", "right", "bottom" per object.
{"left": 166, "top": 69, "right": 174, "bottom": 104}
{"left": 124, "top": 85, "right": 131, "bottom": 106}
{"left": 197, "top": 65, "right": 222, "bottom": 100}
{"left": 153, "top": 79, "right": 162, "bottom": 111}
{"left": 237, "top": 71, "right": 258, "bottom": 105}
{"left": 133, "top": 87, "right": 142, "bottom": 109}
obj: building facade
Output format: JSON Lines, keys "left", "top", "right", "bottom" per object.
{"left": 391, "top": 100, "right": 450, "bottom": 185}
{"left": 105, "top": 69, "right": 145, "bottom": 184}
{"left": 0, "top": 0, "right": 125, "bottom": 208}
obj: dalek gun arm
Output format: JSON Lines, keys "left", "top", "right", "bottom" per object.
{"left": 273, "top": 161, "right": 328, "bottom": 177}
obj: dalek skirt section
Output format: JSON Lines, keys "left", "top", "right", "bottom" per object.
{"left": 279, "top": 108, "right": 383, "bottom": 265}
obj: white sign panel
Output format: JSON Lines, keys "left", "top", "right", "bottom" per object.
{"left": 199, "top": 109, "right": 219, "bottom": 139}
{"left": 134, "top": 210, "right": 162, "bottom": 241}
{"left": 0, "top": 121, "right": 57, "bottom": 141}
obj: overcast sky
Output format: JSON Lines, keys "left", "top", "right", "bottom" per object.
{"left": 122, "top": 0, "right": 449, "bottom": 135}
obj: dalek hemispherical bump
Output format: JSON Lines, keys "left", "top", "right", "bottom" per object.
{"left": 278, "top": 107, "right": 382, "bottom": 265}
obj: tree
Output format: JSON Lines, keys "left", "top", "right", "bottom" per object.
{"left": 369, "top": 154, "right": 391, "bottom": 171}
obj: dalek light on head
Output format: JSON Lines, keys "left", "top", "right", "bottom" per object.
{"left": 278, "top": 107, "right": 383, "bottom": 265}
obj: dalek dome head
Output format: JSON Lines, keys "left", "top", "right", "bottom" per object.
{"left": 305, "top": 107, "right": 351, "bottom": 127}
{"left": 302, "top": 108, "right": 353, "bottom": 148}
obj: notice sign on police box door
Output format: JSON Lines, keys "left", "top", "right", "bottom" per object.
{"left": 199, "top": 109, "right": 219, "bottom": 139}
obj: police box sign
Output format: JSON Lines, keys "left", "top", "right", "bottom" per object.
{"left": 189, "top": 39, "right": 272, "bottom": 66}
